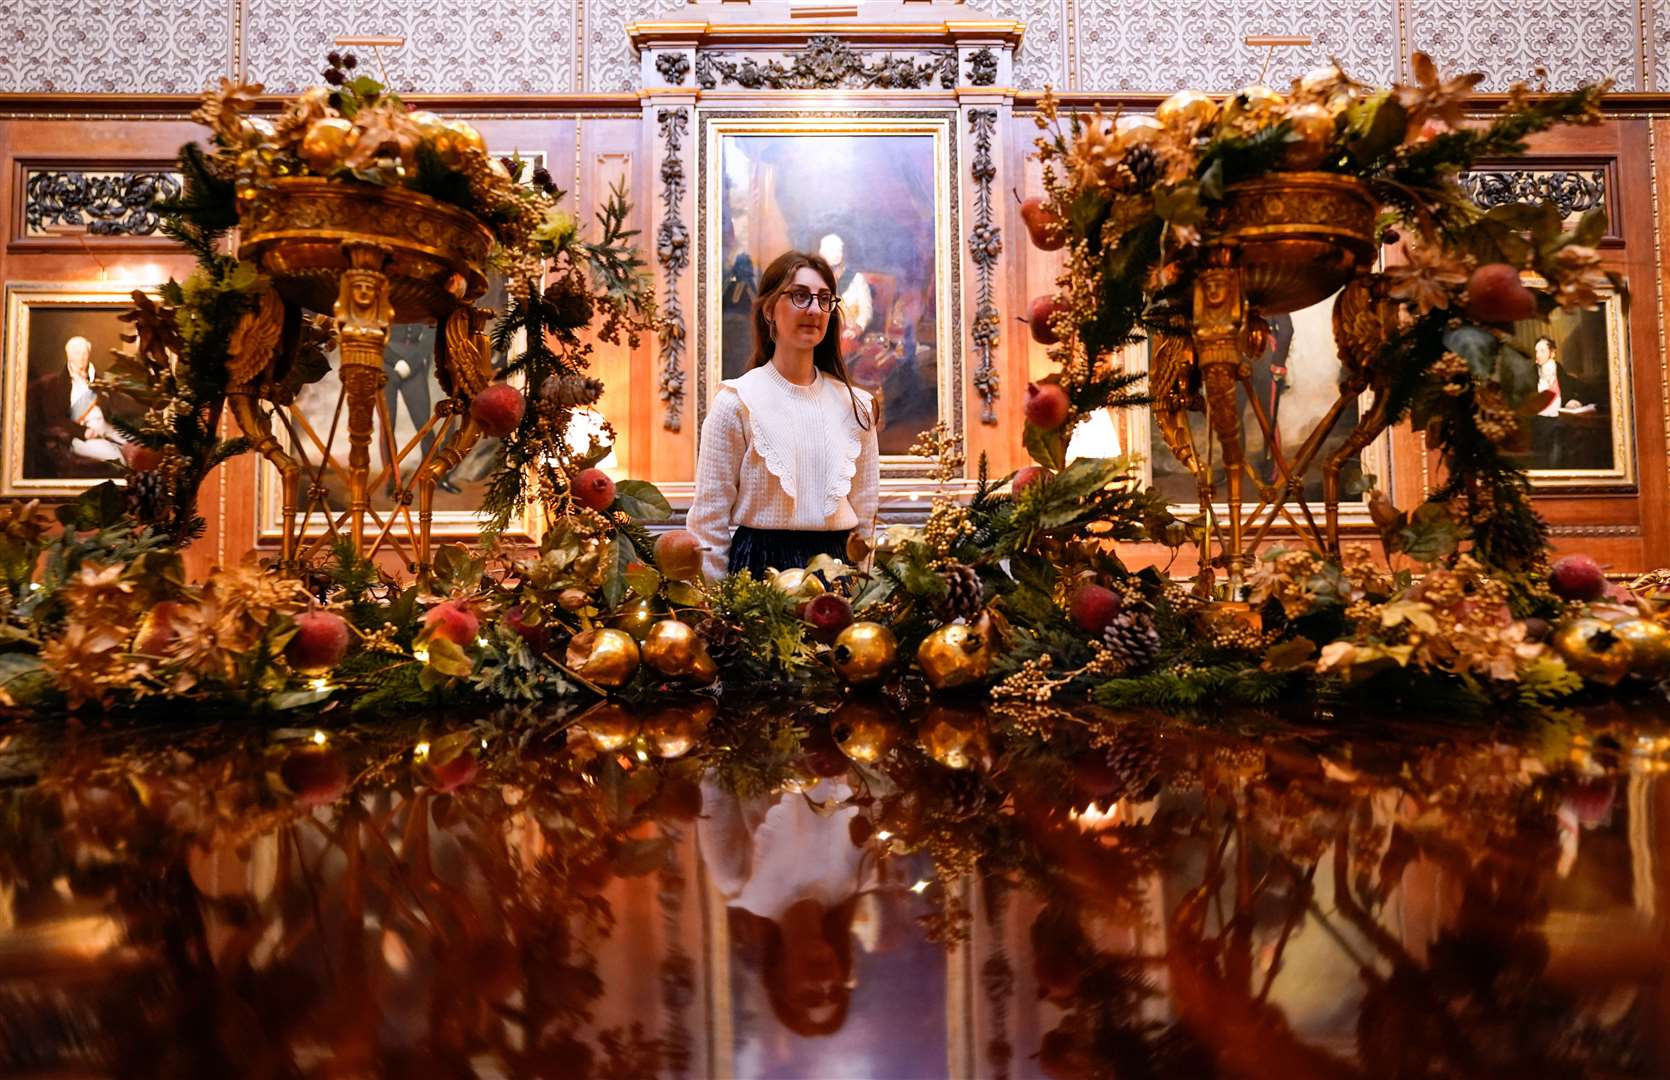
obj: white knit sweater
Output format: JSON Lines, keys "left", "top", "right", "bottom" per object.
{"left": 688, "top": 363, "right": 880, "bottom": 581}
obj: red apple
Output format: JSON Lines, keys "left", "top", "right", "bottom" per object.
{"left": 423, "top": 601, "right": 481, "bottom": 645}
{"left": 1549, "top": 554, "right": 1607, "bottom": 602}
{"left": 281, "top": 746, "right": 348, "bottom": 808}
{"left": 1069, "top": 583, "right": 1122, "bottom": 634}
{"left": 803, "top": 592, "right": 855, "bottom": 644}
{"left": 1013, "top": 465, "right": 1052, "bottom": 494}
{"left": 573, "top": 467, "right": 616, "bottom": 511}
{"left": 430, "top": 752, "right": 480, "bottom": 793}
{"left": 287, "top": 610, "right": 351, "bottom": 675}
{"left": 470, "top": 384, "right": 526, "bottom": 438}
{"left": 654, "top": 529, "right": 704, "bottom": 580}
{"left": 504, "top": 604, "right": 550, "bottom": 651}
{"left": 1020, "top": 196, "right": 1065, "bottom": 251}
{"left": 124, "top": 445, "right": 164, "bottom": 472}
{"left": 1025, "top": 382, "right": 1071, "bottom": 431}
{"left": 1028, "top": 295, "right": 1061, "bottom": 345}
{"left": 1465, "top": 263, "right": 1537, "bottom": 324}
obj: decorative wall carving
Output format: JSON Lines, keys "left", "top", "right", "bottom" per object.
{"left": 1457, "top": 169, "right": 1607, "bottom": 219}
{"left": 243, "top": 0, "right": 574, "bottom": 93}
{"left": 655, "top": 51, "right": 690, "bottom": 86}
{"left": 657, "top": 108, "right": 690, "bottom": 432}
{"left": 968, "top": 47, "right": 999, "bottom": 86}
{"left": 968, "top": 109, "right": 1002, "bottom": 425}
{"left": 23, "top": 169, "right": 182, "bottom": 237}
{"left": 693, "top": 36, "right": 956, "bottom": 91}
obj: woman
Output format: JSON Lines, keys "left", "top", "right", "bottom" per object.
{"left": 689, "top": 250, "right": 880, "bottom": 581}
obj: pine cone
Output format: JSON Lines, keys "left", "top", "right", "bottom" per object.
{"left": 698, "top": 617, "right": 746, "bottom": 666}
{"left": 542, "top": 274, "right": 594, "bottom": 332}
{"left": 1102, "top": 610, "right": 1161, "bottom": 670}
{"left": 541, "top": 373, "right": 604, "bottom": 409}
{"left": 1095, "top": 735, "right": 1162, "bottom": 802}
{"left": 937, "top": 562, "right": 983, "bottom": 623}
{"left": 935, "top": 769, "right": 990, "bottom": 821}
{"left": 126, "top": 470, "right": 170, "bottom": 528}
{"left": 1124, "top": 145, "right": 1160, "bottom": 191}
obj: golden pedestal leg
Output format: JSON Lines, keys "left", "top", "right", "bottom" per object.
{"left": 334, "top": 244, "right": 394, "bottom": 554}
{"left": 1192, "top": 258, "right": 1250, "bottom": 595}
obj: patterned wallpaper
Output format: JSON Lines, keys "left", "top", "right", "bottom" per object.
{"left": 0, "top": 0, "right": 1650, "bottom": 95}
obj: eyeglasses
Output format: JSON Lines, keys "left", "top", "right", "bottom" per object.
{"left": 783, "top": 286, "right": 838, "bottom": 312}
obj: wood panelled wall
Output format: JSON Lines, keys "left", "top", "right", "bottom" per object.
{"left": 3, "top": 96, "right": 1669, "bottom": 579}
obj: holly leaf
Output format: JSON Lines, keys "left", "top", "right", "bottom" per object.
{"left": 424, "top": 636, "right": 475, "bottom": 678}
{"left": 1394, "top": 503, "right": 1462, "bottom": 563}
{"left": 665, "top": 580, "right": 704, "bottom": 607}
{"left": 56, "top": 482, "right": 127, "bottom": 530}
{"left": 602, "top": 534, "right": 638, "bottom": 610}
{"left": 626, "top": 560, "right": 662, "bottom": 599}
{"left": 1262, "top": 636, "right": 1316, "bottom": 673}
{"left": 1153, "top": 180, "right": 1206, "bottom": 226}
{"left": 1572, "top": 205, "right": 1608, "bottom": 247}
{"left": 1341, "top": 92, "right": 1407, "bottom": 164}
{"left": 613, "top": 479, "right": 671, "bottom": 522}
{"left": 1023, "top": 422, "right": 1066, "bottom": 470}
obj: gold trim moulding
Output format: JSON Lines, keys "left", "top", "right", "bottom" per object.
{"left": 627, "top": 19, "right": 1025, "bottom": 49}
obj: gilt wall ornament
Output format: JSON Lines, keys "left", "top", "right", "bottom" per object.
{"left": 657, "top": 108, "right": 691, "bottom": 432}
{"left": 968, "top": 109, "right": 1002, "bottom": 424}
{"left": 1457, "top": 168, "right": 1607, "bottom": 221}
{"left": 23, "top": 169, "right": 182, "bottom": 237}
{"left": 694, "top": 35, "right": 956, "bottom": 91}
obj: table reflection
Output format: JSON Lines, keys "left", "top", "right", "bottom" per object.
{"left": 0, "top": 701, "right": 1665, "bottom": 1077}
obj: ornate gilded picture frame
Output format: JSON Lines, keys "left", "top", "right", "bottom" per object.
{"left": 1507, "top": 285, "right": 1635, "bottom": 490}
{"left": 2, "top": 281, "right": 157, "bottom": 498}
{"left": 698, "top": 112, "right": 962, "bottom": 476}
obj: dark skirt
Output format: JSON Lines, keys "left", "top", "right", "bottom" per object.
{"left": 727, "top": 525, "right": 850, "bottom": 579}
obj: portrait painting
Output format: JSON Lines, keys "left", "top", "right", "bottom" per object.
{"left": 1143, "top": 289, "right": 1384, "bottom": 512}
{"left": 3, "top": 284, "right": 149, "bottom": 497}
{"left": 705, "top": 116, "right": 957, "bottom": 461}
{"left": 1506, "top": 290, "right": 1634, "bottom": 487}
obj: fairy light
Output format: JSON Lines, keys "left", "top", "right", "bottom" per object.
{"left": 414, "top": 741, "right": 431, "bottom": 759}
{"left": 413, "top": 647, "right": 429, "bottom": 662}
{"left": 875, "top": 830, "right": 893, "bottom": 841}
{"left": 476, "top": 637, "right": 489, "bottom": 647}
{"left": 910, "top": 880, "right": 931, "bottom": 894}
{"left": 309, "top": 677, "right": 331, "bottom": 692}
{"left": 635, "top": 749, "right": 650, "bottom": 762}
{"left": 311, "top": 730, "right": 328, "bottom": 746}
{"left": 28, "top": 582, "right": 41, "bottom": 592}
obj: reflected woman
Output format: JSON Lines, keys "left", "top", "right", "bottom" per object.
{"left": 688, "top": 251, "right": 880, "bottom": 581}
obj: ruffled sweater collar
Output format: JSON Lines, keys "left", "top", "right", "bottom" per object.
{"left": 724, "top": 363, "right": 868, "bottom": 518}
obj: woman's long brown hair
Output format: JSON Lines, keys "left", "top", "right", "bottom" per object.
{"left": 749, "top": 250, "right": 873, "bottom": 430}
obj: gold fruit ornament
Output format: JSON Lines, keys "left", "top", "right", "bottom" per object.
{"left": 406, "top": 110, "right": 448, "bottom": 141}
{"left": 1113, "top": 113, "right": 1165, "bottom": 148}
{"left": 1552, "top": 618, "right": 1635, "bottom": 686}
{"left": 1220, "top": 84, "right": 1286, "bottom": 135}
{"left": 1155, "top": 89, "right": 1218, "bottom": 133}
{"left": 641, "top": 619, "right": 719, "bottom": 684}
{"left": 574, "top": 702, "right": 639, "bottom": 751}
{"left": 299, "top": 117, "right": 357, "bottom": 174}
{"left": 830, "top": 698, "right": 902, "bottom": 764}
{"left": 918, "top": 705, "right": 991, "bottom": 771}
{"left": 1281, "top": 103, "right": 1337, "bottom": 170}
{"left": 641, "top": 699, "right": 716, "bottom": 759}
{"left": 610, "top": 598, "right": 659, "bottom": 642}
{"left": 565, "top": 628, "right": 641, "bottom": 688}
{"left": 916, "top": 620, "right": 994, "bottom": 691}
{"left": 831, "top": 622, "right": 899, "bottom": 685}
{"left": 443, "top": 118, "right": 487, "bottom": 156}
{"left": 771, "top": 567, "right": 827, "bottom": 604}
{"left": 1613, "top": 618, "right": 1670, "bottom": 681}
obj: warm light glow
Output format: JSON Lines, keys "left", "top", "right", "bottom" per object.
{"left": 28, "top": 582, "right": 41, "bottom": 592}
{"left": 309, "top": 677, "right": 331, "bottom": 692}
{"left": 1068, "top": 801, "right": 1123, "bottom": 831}
{"left": 476, "top": 637, "right": 489, "bottom": 647}
{"left": 413, "top": 647, "right": 430, "bottom": 662}
{"left": 1065, "top": 407, "right": 1123, "bottom": 460}
{"left": 414, "top": 741, "right": 431, "bottom": 759}
{"left": 566, "top": 408, "right": 619, "bottom": 471}
{"left": 636, "top": 749, "right": 650, "bottom": 762}
{"left": 910, "top": 880, "right": 931, "bottom": 894}
{"left": 875, "top": 830, "right": 893, "bottom": 841}
{"left": 311, "top": 730, "right": 327, "bottom": 746}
